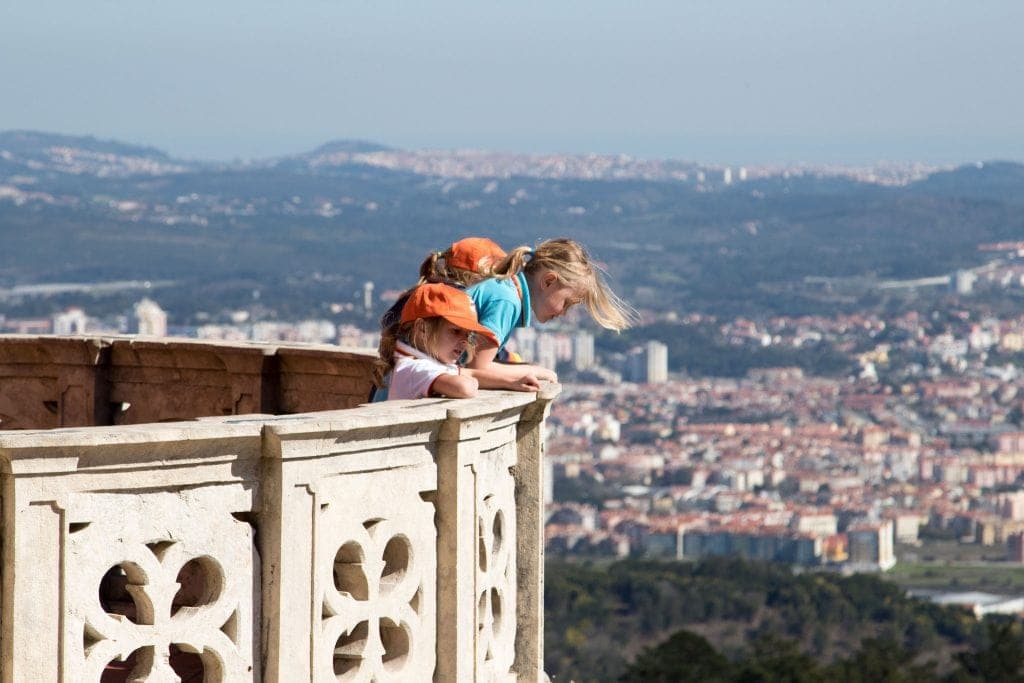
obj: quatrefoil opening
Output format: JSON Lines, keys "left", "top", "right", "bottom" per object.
{"left": 172, "top": 556, "right": 224, "bottom": 617}
{"left": 332, "top": 619, "right": 412, "bottom": 679}
{"left": 333, "top": 542, "right": 370, "bottom": 601}
{"left": 477, "top": 588, "right": 504, "bottom": 637}
{"left": 95, "top": 553, "right": 231, "bottom": 681}
{"left": 332, "top": 534, "right": 413, "bottom": 601}
{"left": 99, "top": 644, "right": 210, "bottom": 682}
{"left": 99, "top": 563, "right": 144, "bottom": 624}
{"left": 380, "top": 536, "right": 410, "bottom": 591}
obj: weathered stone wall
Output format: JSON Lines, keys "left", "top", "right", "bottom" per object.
{"left": 0, "top": 336, "right": 376, "bottom": 430}
{"left": 0, "top": 374, "right": 556, "bottom": 681}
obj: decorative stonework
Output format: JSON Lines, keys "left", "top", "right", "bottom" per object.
{"left": 315, "top": 470, "right": 436, "bottom": 681}
{"left": 63, "top": 489, "right": 255, "bottom": 680}
{"left": 0, "top": 352, "right": 555, "bottom": 682}
{"left": 474, "top": 443, "right": 518, "bottom": 680}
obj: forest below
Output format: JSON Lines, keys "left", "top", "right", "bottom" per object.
{"left": 544, "top": 558, "right": 1024, "bottom": 682}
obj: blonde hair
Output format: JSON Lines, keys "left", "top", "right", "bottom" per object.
{"left": 374, "top": 316, "right": 478, "bottom": 388}
{"left": 491, "top": 238, "right": 636, "bottom": 331}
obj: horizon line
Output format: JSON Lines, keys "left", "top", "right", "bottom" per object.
{"left": 2, "top": 128, "right": 1022, "bottom": 170}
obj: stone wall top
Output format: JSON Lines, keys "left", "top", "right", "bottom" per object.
{"left": 0, "top": 334, "right": 378, "bottom": 430}
{"left": 0, "top": 383, "right": 558, "bottom": 474}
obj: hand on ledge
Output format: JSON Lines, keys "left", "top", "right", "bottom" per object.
{"left": 462, "top": 362, "right": 558, "bottom": 393}
{"left": 506, "top": 373, "right": 542, "bottom": 392}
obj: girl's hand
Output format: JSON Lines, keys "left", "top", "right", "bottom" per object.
{"left": 535, "top": 367, "right": 558, "bottom": 383}
{"left": 508, "top": 373, "right": 542, "bottom": 392}
{"left": 461, "top": 360, "right": 555, "bottom": 391}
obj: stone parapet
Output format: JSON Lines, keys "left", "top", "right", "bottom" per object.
{"left": 0, "top": 335, "right": 377, "bottom": 430}
{"left": 0, "top": 338, "right": 556, "bottom": 682}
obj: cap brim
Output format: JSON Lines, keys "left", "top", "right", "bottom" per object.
{"left": 441, "top": 313, "right": 499, "bottom": 347}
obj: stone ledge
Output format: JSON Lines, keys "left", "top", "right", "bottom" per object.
{"left": 0, "top": 334, "right": 378, "bottom": 429}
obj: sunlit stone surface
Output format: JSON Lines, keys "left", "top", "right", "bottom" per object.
{"left": 0, "top": 335, "right": 555, "bottom": 682}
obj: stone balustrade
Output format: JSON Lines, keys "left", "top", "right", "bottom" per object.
{"left": 0, "top": 336, "right": 555, "bottom": 681}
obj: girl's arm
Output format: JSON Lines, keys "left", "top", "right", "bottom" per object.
{"left": 464, "top": 345, "right": 557, "bottom": 390}
{"left": 430, "top": 372, "right": 479, "bottom": 398}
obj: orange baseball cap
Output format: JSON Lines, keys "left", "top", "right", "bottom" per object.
{"left": 447, "top": 237, "right": 506, "bottom": 273}
{"left": 400, "top": 283, "right": 499, "bottom": 346}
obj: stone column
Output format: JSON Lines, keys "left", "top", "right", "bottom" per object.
{"left": 434, "top": 389, "right": 556, "bottom": 682}
{"left": 513, "top": 386, "right": 558, "bottom": 682}
{"left": 261, "top": 404, "right": 444, "bottom": 682}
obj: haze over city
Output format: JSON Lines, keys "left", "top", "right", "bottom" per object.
{"left": 2, "top": 1, "right": 1023, "bottom": 165}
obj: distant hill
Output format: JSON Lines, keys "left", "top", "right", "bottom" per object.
{"left": 2, "top": 130, "right": 1024, "bottom": 323}
{"left": 910, "top": 161, "right": 1024, "bottom": 203}
{"left": 0, "top": 130, "right": 195, "bottom": 180}
{"left": 0, "top": 130, "right": 172, "bottom": 161}
{"left": 304, "top": 139, "right": 394, "bottom": 155}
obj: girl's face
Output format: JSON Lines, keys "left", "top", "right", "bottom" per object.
{"left": 531, "top": 271, "right": 583, "bottom": 323}
{"left": 432, "top": 322, "right": 472, "bottom": 364}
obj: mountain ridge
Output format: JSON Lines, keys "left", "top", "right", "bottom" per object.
{"left": 7, "top": 129, "right": 1020, "bottom": 187}
{"left": 2, "top": 129, "right": 1024, "bottom": 323}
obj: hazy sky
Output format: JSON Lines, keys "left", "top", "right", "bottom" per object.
{"left": 2, "top": 1, "right": 1022, "bottom": 165}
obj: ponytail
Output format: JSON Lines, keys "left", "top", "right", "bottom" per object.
{"left": 373, "top": 319, "right": 406, "bottom": 388}
{"left": 417, "top": 247, "right": 492, "bottom": 287}
{"left": 490, "top": 245, "right": 534, "bottom": 279}
{"left": 418, "top": 251, "right": 444, "bottom": 283}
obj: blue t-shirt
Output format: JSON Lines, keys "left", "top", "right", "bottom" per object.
{"left": 467, "top": 273, "right": 532, "bottom": 350}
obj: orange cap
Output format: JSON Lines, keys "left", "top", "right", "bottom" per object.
{"left": 447, "top": 237, "right": 506, "bottom": 273}
{"left": 400, "top": 283, "right": 499, "bottom": 346}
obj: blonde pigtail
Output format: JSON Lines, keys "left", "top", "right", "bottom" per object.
{"left": 490, "top": 245, "right": 534, "bottom": 279}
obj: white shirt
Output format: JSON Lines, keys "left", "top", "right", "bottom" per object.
{"left": 388, "top": 340, "right": 460, "bottom": 400}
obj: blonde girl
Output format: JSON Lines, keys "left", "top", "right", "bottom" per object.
{"left": 464, "top": 238, "right": 635, "bottom": 388}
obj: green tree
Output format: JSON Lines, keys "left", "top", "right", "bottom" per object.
{"left": 953, "top": 620, "right": 1024, "bottom": 683}
{"left": 825, "top": 637, "right": 939, "bottom": 683}
{"left": 734, "top": 635, "right": 827, "bottom": 683}
{"left": 619, "top": 629, "right": 733, "bottom": 683}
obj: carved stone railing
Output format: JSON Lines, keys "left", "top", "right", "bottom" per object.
{"left": 0, "top": 336, "right": 556, "bottom": 681}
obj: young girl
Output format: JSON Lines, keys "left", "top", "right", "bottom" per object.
{"left": 465, "top": 238, "right": 635, "bottom": 388}
{"left": 375, "top": 282, "right": 499, "bottom": 400}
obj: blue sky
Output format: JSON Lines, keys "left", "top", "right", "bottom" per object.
{"left": 1, "top": 1, "right": 1021, "bottom": 164}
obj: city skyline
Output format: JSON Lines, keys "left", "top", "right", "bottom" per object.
{"left": 2, "top": 1, "right": 1022, "bottom": 165}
